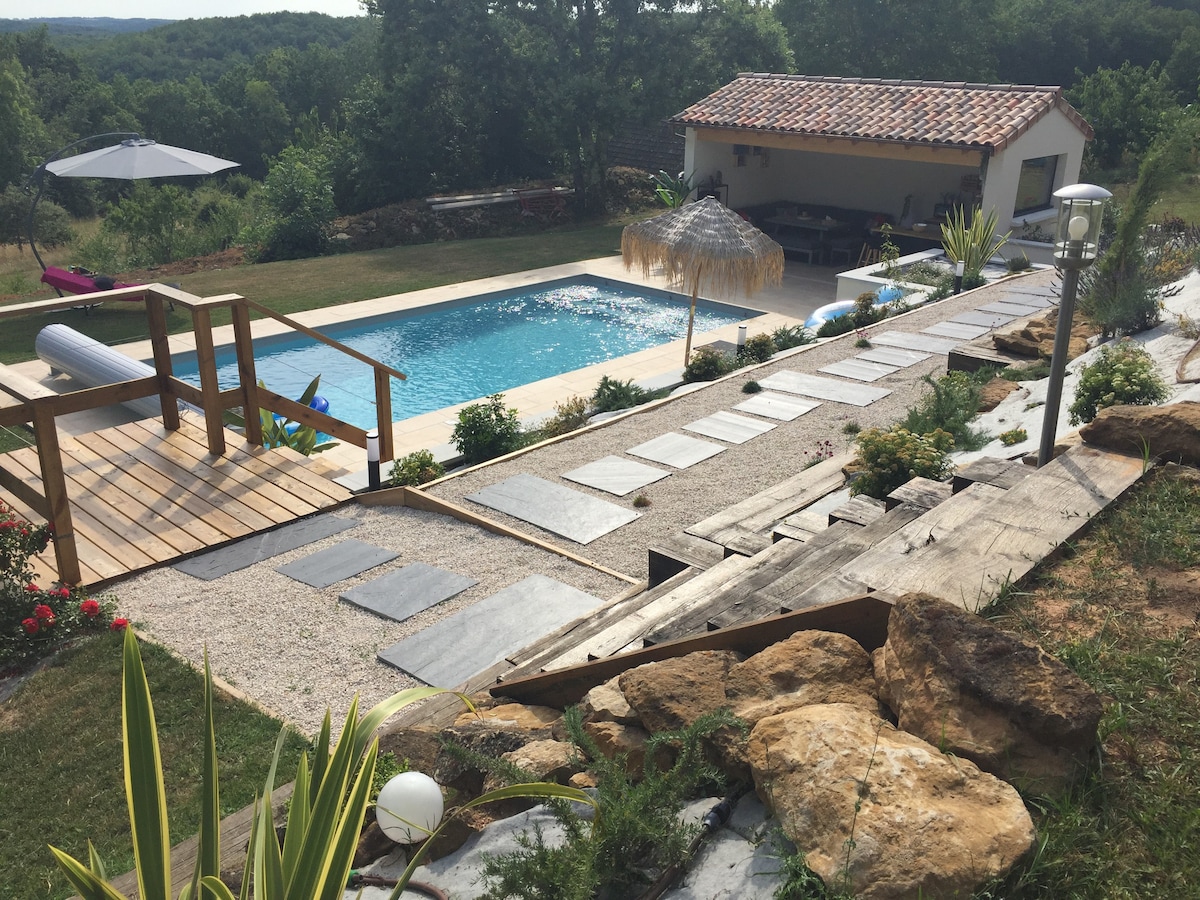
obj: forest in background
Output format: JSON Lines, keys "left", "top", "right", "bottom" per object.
{"left": 2, "top": 1, "right": 1200, "bottom": 269}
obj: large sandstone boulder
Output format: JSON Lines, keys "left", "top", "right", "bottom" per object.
{"left": 1079, "top": 402, "right": 1200, "bottom": 465}
{"left": 578, "top": 676, "right": 640, "bottom": 725}
{"left": 991, "top": 307, "right": 1091, "bottom": 359}
{"left": 619, "top": 635, "right": 883, "bottom": 777}
{"left": 875, "top": 594, "right": 1103, "bottom": 793}
{"left": 748, "top": 703, "right": 1035, "bottom": 900}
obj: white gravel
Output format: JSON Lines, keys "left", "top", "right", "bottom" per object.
{"left": 109, "top": 270, "right": 1061, "bottom": 736}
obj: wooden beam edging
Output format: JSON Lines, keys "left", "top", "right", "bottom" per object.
{"left": 490, "top": 593, "right": 894, "bottom": 709}
{"left": 355, "top": 485, "right": 640, "bottom": 585}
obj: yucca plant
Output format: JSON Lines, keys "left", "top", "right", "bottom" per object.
{"left": 941, "top": 206, "right": 1010, "bottom": 278}
{"left": 51, "top": 628, "right": 595, "bottom": 900}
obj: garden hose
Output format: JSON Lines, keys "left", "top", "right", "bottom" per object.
{"left": 634, "top": 784, "right": 751, "bottom": 900}
{"left": 346, "top": 870, "right": 449, "bottom": 899}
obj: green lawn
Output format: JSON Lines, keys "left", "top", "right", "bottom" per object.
{"left": 0, "top": 223, "right": 626, "bottom": 366}
{"left": 0, "top": 632, "right": 310, "bottom": 900}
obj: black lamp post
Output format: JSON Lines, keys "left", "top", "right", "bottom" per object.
{"left": 1037, "top": 183, "right": 1112, "bottom": 467}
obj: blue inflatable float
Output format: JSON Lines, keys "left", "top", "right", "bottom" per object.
{"left": 804, "top": 286, "right": 905, "bottom": 330}
{"left": 275, "top": 394, "right": 330, "bottom": 436}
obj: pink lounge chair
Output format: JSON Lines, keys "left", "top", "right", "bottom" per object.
{"left": 40, "top": 266, "right": 140, "bottom": 295}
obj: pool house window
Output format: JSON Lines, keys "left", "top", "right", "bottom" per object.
{"left": 1015, "top": 155, "right": 1060, "bottom": 216}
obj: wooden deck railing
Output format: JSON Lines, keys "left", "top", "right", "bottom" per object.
{"left": 0, "top": 283, "right": 404, "bottom": 584}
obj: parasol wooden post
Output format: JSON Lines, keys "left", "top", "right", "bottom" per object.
{"left": 683, "top": 264, "right": 702, "bottom": 366}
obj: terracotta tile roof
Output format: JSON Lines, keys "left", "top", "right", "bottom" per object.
{"left": 671, "top": 75, "right": 1093, "bottom": 152}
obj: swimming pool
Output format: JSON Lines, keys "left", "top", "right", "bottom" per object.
{"left": 173, "top": 277, "right": 759, "bottom": 429}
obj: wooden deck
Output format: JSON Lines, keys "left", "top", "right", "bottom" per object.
{"left": 0, "top": 418, "right": 351, "bottom": 587}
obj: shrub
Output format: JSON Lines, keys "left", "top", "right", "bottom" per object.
{"left": 901, "top": 372, "right": 990, "bottom": 452}
{"left": 738, "top": 333, "right": 776, "bottom": 364}
{"left": 999, "top": 427, "right": 1028, "bottom": 446}
{"left": 682, "top": 346, "right": 735, "bottom": 383}
{"left": 1068, "top": 340, "right": 1170, "bottom": 424}
{"left": 816, "top": 314, "right": 858, "bottom": 338}
{"left": 452, "top": 393, "right": 523, "bottom": 464}
{"left": 1079, "top": 261, "right": 1164, "bottom": 337}
{"left": 742, "top": 380, "right": 762, "bottom": 394}
{"left": 1006, "top": 253, "right": 1033, "bottom": 273}
{"left": 389, "top": 449, "right": 445, "bottom": 486}
{"left": 0, "top": 504, "right": 119, "bottom": 670}
{"left": 851, "top": 427, "right": 955, "bottom": 499}
{"left": 771, "top": 324, "right": 815, "bottom": 350}
{"left": 592, "top": 376, "right": 651, "bottom": 413}
{"left": 542, "top": 395, "right": 592, "bottom": 437}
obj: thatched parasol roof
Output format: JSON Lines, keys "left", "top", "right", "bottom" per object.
{"left": 621, "top": 196, "right": 784, "bottom": 297}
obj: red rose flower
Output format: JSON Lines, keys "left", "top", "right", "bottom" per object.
{"left": 34, "top": 604, "right": 54, "bottom": 620}
{"left": 54, "top": 587, "right": 70, "bottom": 599}
{"left": 110, "top": 618, "right": 129, "bottom": 631}
{"left": 80, "top": 598, "right": 101, "bottom": 618}
{"left": 24, "top": 583, "right": 39, "bottom": 593}
{"left": 22, "top": 617, "right": 39, "bottom": 635}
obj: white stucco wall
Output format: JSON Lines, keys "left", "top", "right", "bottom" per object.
{"left": 979, "top": 106, "right": 1087, "bottom": 234}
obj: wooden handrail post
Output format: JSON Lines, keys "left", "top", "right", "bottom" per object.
{"left": 29, "top": 403, "right": 81, "bottom": 585}
{"left": 229, "top": 298, "right": 262, "bottom": 446}
{"left": 146, "top": 292, "right": 180, "bottom": 431}
{"left": 373, "top": 368, "right": 394, "bottom": 463}
{"left": 190, "top": 306, "right": 226, "bottom": 455}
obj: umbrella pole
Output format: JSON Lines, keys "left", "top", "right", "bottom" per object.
{"left": 683, "top": 265, "right": 702, "bottom": 366}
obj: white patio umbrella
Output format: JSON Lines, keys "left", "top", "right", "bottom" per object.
{"left": 26, "top": 131, "right": 239, "bottom": 274}
{"left": 44, "top": 138, "right": 239, "bottom": 180}
{"left": 622, "top": 196, "right": 784, "bottom": 365}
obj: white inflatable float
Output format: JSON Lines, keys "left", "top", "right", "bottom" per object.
{"left": 805, "top": 286, "right": 905, "bottom": 330}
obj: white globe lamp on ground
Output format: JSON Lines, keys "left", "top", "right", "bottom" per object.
{"left": 376, "top": 771, "right": 445, "bottom": 844}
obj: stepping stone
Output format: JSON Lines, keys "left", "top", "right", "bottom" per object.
{"left": 467, "top": 474, "right": 639, "bottom": 544}
{"left": 995, "top": 291, "right": 1054, "bottom": 309}
{"left": 274, "top": 538, "right": 398, "bottom": 588}
{"left": 683, "top": 410, "right": 777, "bottom": 444}
{"left": 628, "top": 432, "right": 726, "bottom": 469}
{"left": 818, "top": 358, "right": 901, "bottom": 382}
{"left": 563, "top": 455, "right": 671, "bottom": 496}
{"left": 1003, "top": 284, "right": 1058, "bottom": 298}
{"left": 855, "top": 347, "right": 932, "bottom": 367}
{"left": 377, "top": 574, "right": 604, "bottom": 687}
{"left": 951, "top": 310, "right": 1015, "bottom": 328}
{"left": 870, "top": 332, "right": 961, "bottom": 354}
{"left": 922, "top": 321, "right": 991, "bottom": 340}
{"left": 340, "top": 562, "right": 477, "bottom": 623}
{"left": 759, "top": 371, "right": 892, "bottom": 406}
{"left": 733, "top": 391, "right": 821, "bottom": 421}
{"left": 174, "top": 515, "right": 358, "bottom": 580}
{"left": 976, "top": 301, "right": 1045, "bottom": 317}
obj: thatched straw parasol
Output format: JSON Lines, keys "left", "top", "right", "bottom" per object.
{"left": 622, "top": 196, "right": 784, "bottom": 364}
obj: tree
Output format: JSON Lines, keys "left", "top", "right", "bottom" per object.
{"left": 1068, "top": 62, "right": 1178, "bottom": 170}
{"left": 103, "top": 182, "right": 196, "bottom": 265}
{"left": 0, "top": 56, "right": 47, "bottom": 189}
{"left": 249, "top": 143, "right": 336, "bottom": 261}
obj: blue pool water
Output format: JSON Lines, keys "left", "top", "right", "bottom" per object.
{"left": 174, "top": 277, "right": 757, "bottom": 429}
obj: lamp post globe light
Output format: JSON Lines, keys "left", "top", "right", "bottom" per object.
{"left": 375, "top": 771, "right": 445, "bottom": 844}
{"left": 1037, "top": 183, "right": 1113, "bottom": 467}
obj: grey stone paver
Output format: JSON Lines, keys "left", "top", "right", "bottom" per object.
{"left": 759, "top": 370, "right": 892, "bottom": 406}
{"left": 683, "top": 410, "right": 777, "bottom": 444}
{"left": 174, "top": 515, "right": 359, "bottom": 580}
{"left": 921, "top": 321, "right": 991, "bottom": 340}
{"left": 733, "top": 391, "right": 821, "bottom": 421}
{"left": 854, "top": 347, "right": 932, "bottom": 367}
{"left": 563, "top": 455, "right": 671, "bottom": 496}
{"left": 628, "top": 432, "right": 726, "bottom": 468}
{"left": 274, "top": 539, "right": 399, "bottom": 588}
{"left": 340, "top": 562, "right": 477, "bottom": 622}
{"left": 377, "top": 574, "right": 604, "bottom": 687}
{"left": 870, "top": 331, "right": 961, "bottom": 354}
{"left": 995, "top": 291, "right": 1053, "bottom": 308}
{"left": 950, "top": 310, "right": 1015, "bottom": 328}
{"left": 466, "top": 473, "right": 640, "bottom": 544}
{"left": 818, "top": 358, "right": 901, "bottom": 382}
{"left": 976, "top": 300, "right": 1045, "bottom": 317}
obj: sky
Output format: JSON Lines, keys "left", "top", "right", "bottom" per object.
{"left": 0, "top": 0, "right": 365, "bottom": 19}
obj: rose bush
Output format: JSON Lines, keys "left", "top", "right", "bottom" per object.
{"left": 1, "top": 502, "right": 120, "bottom": 671}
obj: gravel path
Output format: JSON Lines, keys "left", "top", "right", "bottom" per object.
{"left": 108, "top": 270, "right": 1058, "bottom": 736}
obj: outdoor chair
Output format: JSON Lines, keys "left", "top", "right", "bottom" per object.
{"left": 827, "top": 235, "right": 862, "bottom": 266}
{"left": 774, "top": 233, "right": 821, "bottom": 265}
{"left": 857, "top": 244, "right": 883, "bottom": 267}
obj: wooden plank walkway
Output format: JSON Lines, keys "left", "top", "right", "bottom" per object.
{"left": 0, "top": 418, "right": 351, "bottom": 587}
